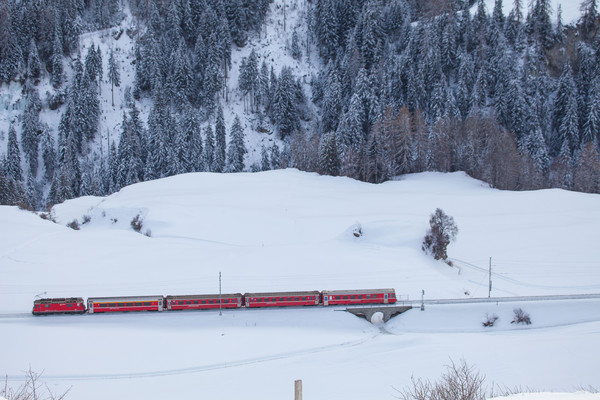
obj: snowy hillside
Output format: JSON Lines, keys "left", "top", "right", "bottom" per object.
{"left": 1, "top": 170, "right": 599, "bottom": 399}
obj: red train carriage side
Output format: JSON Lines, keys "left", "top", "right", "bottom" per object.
{"left": 244, "top": 291, "right": 320, "bottom": 308}
{"left": 321, "top": 289, "right": 396, "bottom": 306}
{"left": 87, "top": 296, "right": 164, "bottom": 313}
{"left": 166, "top": 293, "right": 243, "bottom": 311}
{"left": 32, "top": 298, "right": 86, "bottom": 315}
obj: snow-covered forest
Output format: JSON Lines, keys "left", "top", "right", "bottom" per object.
{"left": 1, "top": 0, "right": 600, "bottom": 209}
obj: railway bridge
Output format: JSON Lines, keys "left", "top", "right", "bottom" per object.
{"left": 346, "top": 305, "right": 412, "bottom": 323}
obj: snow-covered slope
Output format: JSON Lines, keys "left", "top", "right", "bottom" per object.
{"left": 1, "top": 170, "right": 599, "bottom": 399}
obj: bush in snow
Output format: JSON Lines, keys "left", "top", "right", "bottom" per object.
{"left": 130, "top": 214, "right": 143, "bottom": 232}
{"left": 352, "top": 223, "right": 363, "bottom": 238}
{"left": 1, "top": 367, "right": 70, "bottom": 400}
{"left": 66, "top": 219, "right": 80, "bottom": 230}
{"left": 422, "top": 208, "right": 458, "bottom": 262}
{"left": 482, "top": 313, "right": 499, "bottom": 327}
{"left": 511, "top": 308, "right": 532, "bottom": 325}
{"left": 396, "top": 359, "right": 487, "bottom": 400}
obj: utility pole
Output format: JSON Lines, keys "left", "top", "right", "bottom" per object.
{"left": 219, "top": 272, "right": 222, "bottom": 316}
{"left": 420, "top": 290, "right": 425, "bottom": 311}
{"left": 488, "top": 257, "right": 492, "bottom": 298}
{"left": 294, "top": 380, "right": 302, "bottom": 400}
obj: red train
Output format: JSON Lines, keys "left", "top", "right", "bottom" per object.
{"left": 32, "top": 288, "right": 396, "bottom": 315}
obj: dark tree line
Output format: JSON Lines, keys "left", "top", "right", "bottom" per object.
{"left": 3, "top": 0, "right": 600, "bottom": 210}
{"left": 301, "top": 0, "right": 600, "bottom": 193}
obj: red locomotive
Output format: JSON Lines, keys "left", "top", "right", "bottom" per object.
{"left": 32, "top": 288, "right": 397, "bottom": 315}
{"left": 32, "top": 298, "right": 86, "bottom": 315}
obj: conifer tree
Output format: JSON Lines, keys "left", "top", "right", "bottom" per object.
{"left": 227, "top": 115, "right": 246, "bottom": 173}
{"left": 319, "top": 131, "right": 340, "bottom": 176}
{"left": 214, "top": 106, "right": 227, "bottom": 173}
{"left": 203, "top": 125, "right": 215, "bottom": 172}
{"left": 27, "top": 39, "right": 42, "bottom": 81}
{"left": 261, "top": 145, "right": 270, "bottom": 171}
{"left": 51, "top": 24, "right": 64, "bottom": 88}
{"left": 21, "top": 84, "right": 42, "bottom": 177}
{"left": 6, "top": 125, "right": 23, "bottom": 183}
{"left": 108, "top": 48, "right": 121, "bottom": 107}
{"left": 270, "top": 143, "right": 281, "bottom": 170}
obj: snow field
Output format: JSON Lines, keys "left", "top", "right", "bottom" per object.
{"left": 1, "top": 170, "right": 599, "bottom": 399}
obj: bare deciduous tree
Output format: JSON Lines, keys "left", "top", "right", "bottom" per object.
{"left": 395, "top": 359, "right": 488, "bottom": 400}
{"left": 2, "top": 367, "right": 70, "bottom": 400}
{"left": 422, "top": 208, "right": 458, "bottom": 262}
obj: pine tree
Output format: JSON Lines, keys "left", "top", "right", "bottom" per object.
{"left": 203, "top": 125, "right": 215, "bottom": 171}
{"left": 291, "top": 30, "right": 301, "bottom": 60}
{"left": 270, "top": 143, "right": 281, "bottom": 169}
{"left": 553, "top": 63, "right": 580, "bottom": 155}
{"left": 214, "top": 106, "right": 227, "bottom": 172}
{"left": 227, "top": 115, "right": 246, "bottom": 172}
{"left": 21, "top": 84, "right": 42, "bottom": 177}
{"left": 260, "top": 145, "right": 270, "bottom": 171}
{"left": 181, "top": 107, "right": 203, "bottom": 172}
{"left": 0, "top": 11, "right": 24, "bottom": 84}
{"left": 583, "top": 78, "right": 600, "bottom": 144}
{"left": 51, "top": 24, "right": 64, "bottom": 88}
{"left": 272, "top": 66, "right": 300, "bottom": 137}
{"left": 580, "top": 0, "right": 599, "bottom": 41}
{"left": 573, "top": 140, "right": 600, "bottom": 192}
{"left": 27, "top": 39, "right": 42, "bottom": 81}
{"left": 318, "top": 131, "right": 340, "bottom": 176}
{"left": 108, "top": 48, "right": 121, "bottom": 107}
{"left": 41, "top": 127, "right": 56, "bottom": 183}
{"left": 6, "top": 125, "right": 23, "bottom": 183}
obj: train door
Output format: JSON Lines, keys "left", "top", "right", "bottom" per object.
{"left": 158, "top": 298, "right": 164, "bottom": 311}
{"left": 384, "top": 293, "right": 389, "bottom": 304}
{"left": 323, "top": 295, "right": 329, "bottom": 306}
{"left": 88, "top": 300, "right": 94, "bottom": 314}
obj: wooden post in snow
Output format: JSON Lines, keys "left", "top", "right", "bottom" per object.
{"left": 295, "top": 380, "right": 302, "bottom": 400}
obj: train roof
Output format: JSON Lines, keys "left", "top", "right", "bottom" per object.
{"left": 321, "top": 288, "right": 395, "bottom": 295}
{"left": 34, "top": 297, "right": 84, "bottom": 304}
{"left": 244, "top": 290, "right": 320, "bottom": 297}
{"left": 166, "top": 293, "right": 243, "bottom": 300}
{"left": 87, "top": 296, "right": 164, "bottom": 302}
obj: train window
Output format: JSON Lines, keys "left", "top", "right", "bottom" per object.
{"left": 135, "top": 302, "right": 142, "bottom": 306}
{"left": 67, "top": 304, "right": 73, "bottom": 307}
{"left": 143, "top": 302, "right": 150, "bottom": 306}
{"left": 118, "top": 303, "right": 125, "bottom": 307}
{"left": 126, "top": 303, "right": 133, "bottom": 307}
{"left": 109, "top": 303, "right": 116, "bottom": 307}
{"left": 201, "top": 300, "right": 205, "bottom": 304}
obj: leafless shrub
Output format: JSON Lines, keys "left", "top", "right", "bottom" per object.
{"left": 130, "top": 214, "right": 143, "bottom": 232}
{"left": 81, "top": 215, "right": 91, "bottom": 225}
{"left": 66, "top": 220, "right": 79, "bottom": 230}
{"left": 17, "top": 203, "right": 35, "bottom": 212}
{"left": 482, "top": 313, "right": 499, "bottom": 327}
{"left": 511, "top": 308, "right": 531, "bottom": 325}
{"left": 1, "top": 367, "right": 71, "bottom": 400}
{"left": 144, "top": 229, "right": 152, "bottom": 237}
{"left": 39, "top": 213, "right": 51, "bottom": 221}
{"left": 396, "top": 359, "right": 488, "bottom": 400}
